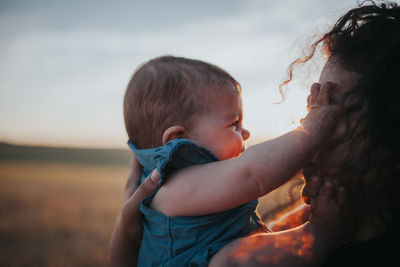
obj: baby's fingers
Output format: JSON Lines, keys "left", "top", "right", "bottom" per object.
{"left": 306, "top": 95, "right": 311, "bottom": 112}
{"left": 307, "top": 176, "right": 321, "bottom": 196}
{"left": 317, "top": 82, "right": 337, "bottom": 105}
{"left": 308, "top": 83, "right": 321, "bottom": 108}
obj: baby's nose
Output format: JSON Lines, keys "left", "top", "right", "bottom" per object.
{"left": 242, "top": 128, "right": 250, "bottom": 140}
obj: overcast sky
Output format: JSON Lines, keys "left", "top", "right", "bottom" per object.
{"left": 0, "top": 0, "right": 373, "bottom": 148}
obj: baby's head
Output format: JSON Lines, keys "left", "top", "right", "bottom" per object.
{"left": 124, "top": 56, "right": 250, "bottom": 160}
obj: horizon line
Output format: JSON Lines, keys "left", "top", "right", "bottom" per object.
{"left": 0, "top": 135, "right": 273, "bottom": 151}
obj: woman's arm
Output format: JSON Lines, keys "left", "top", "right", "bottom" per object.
{"left": 268, "top": 202, "right": 311, "bottom": 232}
{"left": 209, "top": 222, "right": 333, "bottom": 267}
{"left": 109, "top": 156, "right": 160, "bottom": 267}
{"left": 209, "top": 178, "right": 350, "bottom": 267}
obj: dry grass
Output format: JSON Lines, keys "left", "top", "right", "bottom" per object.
{"left": 0, "top": 160, "right": 302, "bottom": 266}
{"left": 0, "top": 161, "right": 129, "bottom": 267}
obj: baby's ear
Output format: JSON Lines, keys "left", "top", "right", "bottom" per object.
{"left": 162, "top": 126, "right": 187, "bottom": 144}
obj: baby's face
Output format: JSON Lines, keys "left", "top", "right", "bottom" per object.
{"left": 186, "top": 85, "right": 250, "bottom": 160}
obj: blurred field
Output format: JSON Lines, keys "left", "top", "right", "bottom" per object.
{"left": 0, "top": 143, "right": 303, "bottom": 266}
{"left": 0, "top": 160, "right": 130, "bottom": 267}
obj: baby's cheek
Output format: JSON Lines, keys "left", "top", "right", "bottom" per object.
{"left": 233, "top": 137, "right": 245, "bottom": 156}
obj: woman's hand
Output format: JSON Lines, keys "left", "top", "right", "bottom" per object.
{"left": 306, "top": 176, "right": 354, "bottom": 244}
{"left": 109, "top": 155, "right": 160, "bottom": 267}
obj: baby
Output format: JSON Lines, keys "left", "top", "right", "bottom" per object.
{"left": 124, "top": 56, "right": 342, "bottom": 266}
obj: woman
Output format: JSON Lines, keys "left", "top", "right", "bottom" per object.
{"left": 301, "top": 1, "right": 400, "bottom": 265}
{"left": 213, "top": 1, "right": 400, "bottom": 265}
{"left": 110, "top": 1, "right": 400, "bottom": 266}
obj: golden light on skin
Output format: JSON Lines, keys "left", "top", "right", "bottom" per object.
{"left": 228, "top": 229, "right": 315, "bottom": 264}
{"left": 267, "top": 202, "right": 310, "bottom": 231}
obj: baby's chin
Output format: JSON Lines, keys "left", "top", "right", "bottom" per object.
{"left": 217, "top": 146, "right": 246, "bottom": 160}
{"left": 231, "top": 151, "right": 244, "bottom": 159}
{"left": 218, "top": 153, "right": 240, "bottom": 161}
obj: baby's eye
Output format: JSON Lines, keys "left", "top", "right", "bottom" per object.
{"left": 231, "top": 120, "right": 240, "bottom": 128}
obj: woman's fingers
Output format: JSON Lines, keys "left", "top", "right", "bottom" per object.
{"left": 319, "top": 180, "right": 334, "bottom": 202}
{"left": 123, "top": 170, "right": 160, "bottom": 215}
{"left": 302, "top": 175, "right": 320, "bottom": 204}
{"left": 307, "top": 176, "right": 343, "bottom": 204}
{"left": 117, "top": 169, "right": 160, "bottom": 244}
{"left": 131, "top": 170, "right": 160, "bottom": 203}
{"left": 124, "top": 154, "right": 143, "bottom": 202}
{"left": 308, "top": 176, "right": 321, "bottom": 197}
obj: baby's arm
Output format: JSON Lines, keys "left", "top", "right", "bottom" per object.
{"left": 152, "top": 82, "right": 341, "bottom": 216}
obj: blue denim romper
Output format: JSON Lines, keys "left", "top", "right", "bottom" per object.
{"left": 128, "top": 139, "right": 261, "bottom": 267}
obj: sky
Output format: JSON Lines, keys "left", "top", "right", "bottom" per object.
{"left": 0, "top": 0, "right": 367, "bottom": 149}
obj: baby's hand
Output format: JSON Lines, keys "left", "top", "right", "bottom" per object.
{"left": 307, "top": 176, "right": 354, "bottom": 244}
{"left": 300, "top": 82, "right": 341, "bottom": 142}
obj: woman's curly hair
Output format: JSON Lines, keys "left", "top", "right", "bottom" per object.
{"left": 286, "top": 1, "right": 400, "bottom": 227}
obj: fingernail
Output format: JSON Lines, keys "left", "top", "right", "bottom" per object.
{"left": 311, "top": 83, "right": 321, "bottom": 89}
{"left": 150, "top": 170, "right": 160, "bottom": 184}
